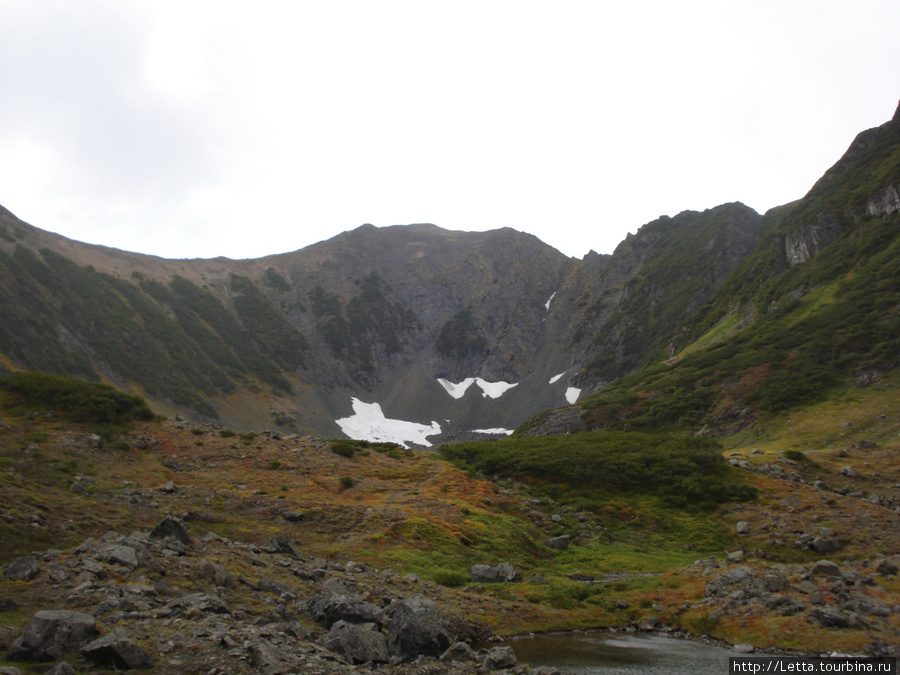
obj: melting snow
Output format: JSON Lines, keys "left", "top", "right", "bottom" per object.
{"left": 471, "top": 428, "right": 514, "bottom": 436}
{"left": 437, "top": 378, "right": 518, "bottom": 400}
{"left": 545, "top": 291, "right": 557, "bottom": 311}
{"left": 549, "top": 372, "right": 565, "bottom": 384}
{"left": 565, "top": 387, "right": 581, "bottom": 404}
{"left": 335, "top": 397, "right": 441, "bottom": 449}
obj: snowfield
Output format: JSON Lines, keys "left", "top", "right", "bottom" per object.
{"left": 437, "top": 377, "right": 518, "bottom": 399}
{"left": 565, "top": 387, "right": 581, "bottom": 404}
{"left": 335, "top": 397, "right": 441, "bottom": 449}
{"left": 471, "top": 428, "right": 514, "bottom": 436}
{"left": 549, "top": 372, "right": 564, "bottom": 384}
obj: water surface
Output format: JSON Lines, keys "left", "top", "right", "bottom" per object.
{"left": 497, "top": 632, "right": 740, "bottom": 674}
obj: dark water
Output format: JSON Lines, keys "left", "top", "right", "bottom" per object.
{"left": 495, "top": 632, "right": 740, "bottom": 674}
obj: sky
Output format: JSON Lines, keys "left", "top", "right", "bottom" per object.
{"left": 1, "top": 1, "right": 898, "bottom": 261}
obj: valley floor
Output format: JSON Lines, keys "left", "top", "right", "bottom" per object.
{"left": 1, "top": 399, "right": 899, "bottom": 672}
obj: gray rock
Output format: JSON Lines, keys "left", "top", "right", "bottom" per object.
{"left": 809, "top": 560, "right": 841, "bottom": 577}
{"left": 808, "top": 607, "right": 849, "bottom": 629}
{"left": 483, "top": 645, "right": 517, "bottom": 669}
{"left": 261, "top": 535, "right": 300, "bottom": 557}
{"left": 812, "top": 536, "right": 840, "bottom": 554}
{"left": 43, "top": 663, "right": 76, "bottom": 675}
{"left": 7, "top": 610, "right": 97, "bottom": 661}
{"left": 307, "top": 581, "right": 383, "bottom": 629}
{"left": 725, "top": 550, "right": 744, "bottom": 564}
{"left": 440, "top": 641, "right": 479, "bottom": 662}
{"left": 248, "top": 640, "right": 298, "bottom": 675}
{"left": 319, "top": 620, "right": 389, "bottom": 664}
{"left": 386, "top": 596, "right": 454, "bottom": 661}
{"left": 733, "top": 644, "right": 755, "bottom": 653}
{"left": 100, "top": 545, "right": 138, "bottom": 567}
{"left": 876, "top": 558, "right": 898, "bottom": 576}
{"left": 0, "top": 667, "right": 21, "bottom": 675}
{"left": 281, "top": 511, "right": 307, "bottom": 522}
{"left": 148, "top": 516, "right": 192, "bottom": 547}
{"left": 735, "top": 521, "right": 750, "bottom": 535}
{"left": 546, "top": 535, "right": 571, "bottom": 550}
{"left": 81, "top": 628, "right": 154, "bottom": 670}
{"left": 471, "top": 562, "right": 520, "bottom": 583}
{"left": 5, "top": 556, "right": 39, "bottom": 582}
{"left": 160, "top": 481, "right": 177, "bottom": 493}
{"left": 531, "top": 668, "right": 562, "bottom": 675}
{"left": 257, "top": 578, "right": 294, "bottom": 598}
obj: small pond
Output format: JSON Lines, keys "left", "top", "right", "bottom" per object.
{"left": 494, "top": 632, "right": 742, "bottom": 674}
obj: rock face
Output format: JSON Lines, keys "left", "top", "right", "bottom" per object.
{"left": 7, "top": 610, "right": 97, "bottom": 661}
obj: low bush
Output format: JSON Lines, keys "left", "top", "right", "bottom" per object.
{"left": 0, "top": 372, "right": 154, "bottom": 425}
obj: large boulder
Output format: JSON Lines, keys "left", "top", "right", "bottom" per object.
{"left": 307, "top": 579, "right": 383, "bottom": 628}
{"left": 318, "top": 620, "right": 390, "bottom": 664}
{"left": 5, "top": 556, "right": 39, "bottom": 582}
{"left": 471, "top": 562, "right": 521, "bottom": 583}
{"left": 483, "top": 645, "right": 518, "bottom": 670}
{"left": 386, "top": 596, "right": 454, "bottom": 661}
{"left": 7, "top": 610, "right": 97, "bottom": 661}
{"left": 81, "top": 628, "right": 154, "bottom": 670}
{"left": 148, "top": 516, "right": 192, "bottom": 547}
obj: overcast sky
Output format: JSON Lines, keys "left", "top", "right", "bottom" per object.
{"left": 1, "top": 1, "right": 897, "bottom": 261}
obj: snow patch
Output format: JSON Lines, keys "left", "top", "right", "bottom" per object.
{"left": 335, "top": 397, "right": 441, "bottom": 449}
{"left": 471, "top": 428, "right": 514, "bottom": 436}
{"left": 565, "top": 387, "right": 581, "bottom": 404}
{"left": 438, "top": 378, "right": 518, "bottom": 400}
{"left": 545, "top": 291, "right": 557, "bottom": 311}
{"left": 549, "top": 372, "right": 565, "bottom": 384}
{"left": 437, "top": 377, "right": 477, "bottom": 399}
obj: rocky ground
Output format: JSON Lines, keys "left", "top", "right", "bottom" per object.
{"left": 1, "top": 407, "right": 900, "bottom": 672}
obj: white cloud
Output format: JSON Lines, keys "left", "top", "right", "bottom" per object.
{"left": 1, "top": 1, "right": 898, "bottom": 260}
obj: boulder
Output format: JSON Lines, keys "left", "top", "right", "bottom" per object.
{"left": 876, "top": 558, "right": 898, "bottom": 577}
{"left": 471, "top": 562, "right": 520, "bottom": 583}
{"left": 81, "top": 628, "right": 154, "bottom": 670}
{"left": 812, "top": 536, "right": 840, "bottom": 554}
{"left": 44, "top": 664, "right": 76, "bottom": 675}
{"left": 148, "top": 516, "right": 192, "bottom": 547}
{"left": 735, "top": 521, "right": 750, "bottom": 535}
{"left": 307, "top": 579, "right": 383, "bottom": 629}
{"left": 7, "top": 610, "right": 97, "bottom": 661}
{"left": 386, "top": 596, "right": 454, "bottom": 661}
{"left": 546, "top": 535, "right": 571, "bottom": 551}
{"left": 5, "top": 556, "right": 39, "bottom": 582}
{"left": 440, "top": 641, "right": 479, "bottom": 662}
{"left": 318, "top": 620, "right": 389, "bottom": 664}
{"left": 261, "top": 535, "right": 300, "bottom": 557}
{"left": 248, "top": 640, "right": 299, "bottom": 675}
{"left": 99, "top": 545, "right": 138, "bottom": 567}
{"left": 483, "top": 645, "right": 517, "bottom": 669}
{"left": 809, "top": 560, "right": 842, "bottom": 578}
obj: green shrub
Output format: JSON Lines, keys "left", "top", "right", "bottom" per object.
{"left": 331, "top": 440, "right": 359, "bottom": 458}
{"left": 339, "top": 476, "right": 354, "bottom": 489}
{"left": 431, "top": 569, "right": 469, "bottom": 588}
{"left": 0, "top": 372, "right": 154, "bottom": 425}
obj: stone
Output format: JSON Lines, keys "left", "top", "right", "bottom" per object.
{"left": 483, "top": 645, "right": 517, "bottom": 669}
{"left": 247, "top": 640, "right": 298, "bottom": 675}
{"left": 43, "top": 664, "right": 76, "bottom": 675}
{"left": 725, "top": 550, "right": 744, "bottom": 564}
{"left": 148, "top": 516, "right": 192, "bottom": 547}
{"left": 281, "top": 511, "right": 306, "bottom": 522}
{"left": 546, "top": 535, "right": 571, "bottom": 550}
{"left": 100, "top": 545, "right": 138, "bottom": 567}
{"left": 386, "top": 596, "right": 454, "bottom": 661}
{"left": 160, "top": 481, "right": 177, "bottom": 493}
{"left": 319, "top": 620, "right": 389, "bottom": 664}
{"left": 5, "top": 556, "right": 39, "bottom": 582}
{"left": 735, "top": 521, "right": 750, "bottom": 535}
{"left": 812, "top": 536, "right": 840, "bottom": 554}
{"left": 809, "top": 560, "right": 841, "bottom": 577}
{"left": 81, "top": 628, "right": 154, "bottom": 670}
{"left": 470, "top": 562, "right": 520, "bottom": 583}
{"left": 440, "top": 641, "right": 478, "bottom": 662}
{"left": 808, "top": 607, "right": 849, "bottom": 629}
{"left": 307, "top": 581, "right": 383, "bottom": 629}
{"left": 260, "top": 535, "right": 300, "bottom": 557}
{"left": 256, "top": 578, "right": 294, "bottom": 598}
{"left": 7, "top": 610, "right": 97, "bottom": 661}
{"left": 876, "top": 558, "right": 898, "bottom": 576}
{"left": 614, "top": 599, "right": 629, "bottom": 610}
{"left": 733, "top": 644, "right": 755, "bottom": 653}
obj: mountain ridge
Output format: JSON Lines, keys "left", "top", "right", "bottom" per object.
{"left": 1, "top": 107, "right": 897, "bottom": 445}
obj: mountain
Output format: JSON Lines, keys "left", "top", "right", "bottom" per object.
{"left": 1, "top": 105, "right": 898, "bottom": 445}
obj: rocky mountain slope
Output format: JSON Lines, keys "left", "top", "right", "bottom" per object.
{"left": 1, "top": 105, "right": 898, "bottom": 446}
